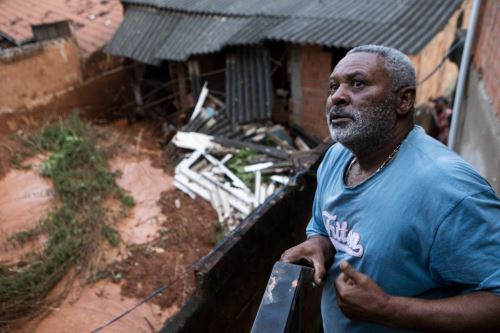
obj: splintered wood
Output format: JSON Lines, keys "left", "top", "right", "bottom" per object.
{"left": 168, "top": 87, "right": 320, "bottom": 231}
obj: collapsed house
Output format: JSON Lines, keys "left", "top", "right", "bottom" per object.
{"left": 167, "top": 85, "right": 322, "bottom": 230}
{"left": 105, "top": 0, "right": 469, "bottom": 138}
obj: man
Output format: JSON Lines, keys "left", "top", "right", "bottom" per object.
{"left": 281, "top": 45, "right": 500, "bottom": 333}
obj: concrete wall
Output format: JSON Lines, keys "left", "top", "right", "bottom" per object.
{"left": 0, "top": 38, "right": 83, "bottom": 113}
{"left": 455, "top": 0, "right": 500, "bottom": 193}
{"left": 290, "top": 45, "right": 331, "bottom": 140}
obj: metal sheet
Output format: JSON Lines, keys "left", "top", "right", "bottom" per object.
{"left": 104, "top": 6, "right": 181, "bottom": 65}
{"left": 155, "top": 14, "right": 251, "bottom": 61}
{"left": 115, "top": 0, "right": 462, "bottom": 55}
{"left": 225, "top": 47, "right": 273, "bottom": 124}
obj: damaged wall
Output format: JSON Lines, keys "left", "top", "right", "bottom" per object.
{"left": 455, "top": 0, "right": 500, "bottom": 193}
{"left": 472, "top": 0, "right": 500, "bottom": 117}
{"left": 290, "top": 45, "right": 331, "bottom": 140}
{"left": 410, "top": 0, "right": 471, "bottom": 104}
{"left": 0, "top": 38, "right": 82, "bottom": 114}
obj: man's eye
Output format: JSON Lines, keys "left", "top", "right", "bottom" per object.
{"left": 353, "top": 80, "right": 364, "bottom": 88}
{"left": 330, "top": 83, "right": 339, "bottom": 92}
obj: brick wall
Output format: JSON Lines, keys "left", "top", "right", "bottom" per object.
{"left": 473, "top": 0, "right": 500, "bottom": 117}
{"left": 297, "top": 46, "right": 331, "bottom": 139}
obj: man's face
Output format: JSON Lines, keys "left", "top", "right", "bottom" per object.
{"left": 326, "top": 52, "right": 396, "bottom": 150}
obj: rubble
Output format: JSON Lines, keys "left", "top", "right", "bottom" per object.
{"left": 167, "top": 87, "right": 321, "bottom": 231}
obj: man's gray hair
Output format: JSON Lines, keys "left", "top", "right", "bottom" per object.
{"left": 347, "top": 45, "right": 416, "bottom": 92}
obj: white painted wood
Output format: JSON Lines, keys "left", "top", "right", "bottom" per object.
{"left": 173, "top": 179, "right": 196, "bottom": 199}
{"left": 203, "top": 153, "right": 250, "bottom": 192}
{"left": 270, "top": 175, "right": 289, "bottom": 185}
{"left": 254, "top": 171, "right": 261, "bottom": 208}
{"left": 243, "top": 162, "right": 274, "bottom": 172}
{"left": 172, "top": 131, "right": 214, "bottom": 151}
{"left": 189, "top": 82, "right": 209, "bottom": 122}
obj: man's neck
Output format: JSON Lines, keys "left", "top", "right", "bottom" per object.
{"left": 348, "top": 123, "right": 413, "bottom": 174}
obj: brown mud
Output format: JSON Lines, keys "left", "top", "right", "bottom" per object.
{"left": 1, "top": 118, "right": 217, "bottom": 332}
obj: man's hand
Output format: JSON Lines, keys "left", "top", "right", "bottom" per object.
{"left": 281, "top": 235, "right": 334, "bottom": 286}
{"left": 335, "top": 261, "right": 500, "bottom": 332}
{"left": 335, "top": 261, "right": 391, "bottom": 324}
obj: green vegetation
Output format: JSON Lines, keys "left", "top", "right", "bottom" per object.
{"left": 0, "top": 113, "right": 133, "bottom": 329}
{"left": 226, "top": 148, "right": 256, "bottom": 188}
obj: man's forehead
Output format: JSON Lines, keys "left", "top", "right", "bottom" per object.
{"left": 331, "top": 52, "right": 385, "bottom": 78}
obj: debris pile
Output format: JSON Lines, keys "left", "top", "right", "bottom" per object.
{"left": 167, "top": 86, "right": 321, "bottom": 231}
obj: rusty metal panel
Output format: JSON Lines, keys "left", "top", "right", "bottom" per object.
{"left": 225, "top": 47, "right": 273, "bottom": 124}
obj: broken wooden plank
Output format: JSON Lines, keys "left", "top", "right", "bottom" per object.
{"left": 180, "top": 167, "right": 252, "bottom": 215}
{"left": 200, "top": 171, "right": 254, "bottom": 205}
{"left": 243, "top": 162, "right": 274, "bottom": 173}
{"left": 209, "top": 189, "right": 224, "bottom": 224}
{"left": 189, "top": 82, "right": 209, "bottom": 122}
{"left": 266, "top": 182, "right": 276, "bottom": 197}
{"left": 220, "top": 153, "right": 233, "bottom": 165}
{"left": 213, "top": 137, "right": 290, "bottom": 160}
{"left": 203, "top": 153, "right": 250, "bottom": 192}
{"left": 174, "top": 173, "right": 211, "bottom": 201}
{"left": 259, "top": 183, "right": 267, "bottom": 205}
{"left": 270, "top": 175, "right": 289, "bottom": 185}
{"left": 175, "top": 149, "right": 204, "bottom": 171}
{"left": 254, "top": 171, "right": 262, "bottom": 208}
{"left": 172, "top": 132, "right": 214, "bottom": 151}
{"left": 173, "top": 179, "right": 196, "bottom": 199}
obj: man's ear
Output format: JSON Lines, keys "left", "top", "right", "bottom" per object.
{"left": 396, "top": 86, "right": 416, "bottom": 116}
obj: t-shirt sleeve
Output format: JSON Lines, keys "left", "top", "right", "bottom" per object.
{"left": 429, "top": 189, "right": 500, "bottom": 294}
{"left": 305, "top": 146, "right": 338, "bottom": 238}
{"left": 306, "top": 189, "right": 328, "bottom": 238}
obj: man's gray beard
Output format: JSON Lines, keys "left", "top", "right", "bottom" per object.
{"left": 327, "top": 96, "right": 397, "bottom": 152}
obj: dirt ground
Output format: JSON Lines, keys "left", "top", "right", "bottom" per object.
{"left": 119, "top": 190, "right": 217, "bottom": 309}
{"left": 0, "top": 116, "right": 217, "bottom": 332}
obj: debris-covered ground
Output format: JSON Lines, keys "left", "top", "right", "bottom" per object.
{"left": 0, "top": 115, "right": 217, "bottom": 332}
{"left": 167, "top": 87, "right": 321, "bottom": 232}
{"left": 0, "top": 87, "right": 322, "bottom": 332}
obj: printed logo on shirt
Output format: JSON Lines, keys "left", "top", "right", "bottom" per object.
{"left": 322, "top": 211, "right": 364, "bottom": 257}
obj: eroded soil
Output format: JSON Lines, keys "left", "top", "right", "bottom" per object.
{"left": 1, "top": 118, "right": 217, "bottom": 332}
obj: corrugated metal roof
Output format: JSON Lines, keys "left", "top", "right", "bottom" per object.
{"left": 105, "top": 7, "right": 282, "bottom": 62}
{"left": 121, "top": 0, "right": 459, "bottom": 22}
{"left": 225, "top": 47, "right": 273, "bottom": 123}
{"left": 104, "top": 7, "right": 180, "bottom": 65}
{"left": 106, "top": 0, "right": 463, "bottom": 63}
{"left": 0, "top": 0, "right": 123, "bottom": 57}
{"left": 225, "top": 17, "right": 284, "bottom": 46}
{"left": 155, "top": 14, "right": 251, "bottom": 61}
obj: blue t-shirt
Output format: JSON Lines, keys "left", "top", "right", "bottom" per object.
{"left": 306, "top": 126, "right": 500, "bottom": 333}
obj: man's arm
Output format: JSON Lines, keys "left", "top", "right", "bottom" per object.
{"left": 336, "top": 261, "right": 500, "bottom": 333}
{"left": 280, "top": 235, "right": 334, "bottom": 285}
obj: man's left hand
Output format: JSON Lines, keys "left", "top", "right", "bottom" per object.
{"left": 335, "top": 261, "right": 392, "bottom": 324}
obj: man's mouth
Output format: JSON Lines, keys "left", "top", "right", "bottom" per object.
{"left": 328, "top": 110, "right": 353, "bottom": 125}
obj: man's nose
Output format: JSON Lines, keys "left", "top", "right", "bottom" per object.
{"left": 329, "top": 85, "right": 350, "bottom": 106}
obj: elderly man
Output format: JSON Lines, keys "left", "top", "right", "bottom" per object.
{"left": 281, "top": 45, "right": 500, "bottom": 333}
